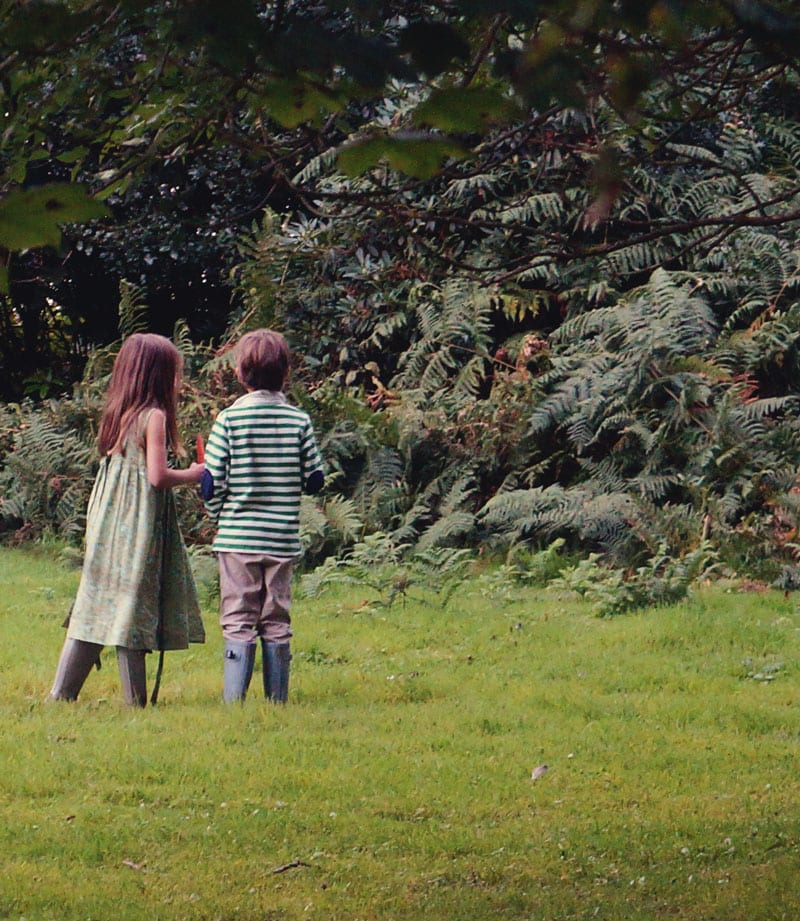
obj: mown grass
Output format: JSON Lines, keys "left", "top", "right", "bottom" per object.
{"left": 1, "top": 544, "right": 799, "bottom": 920}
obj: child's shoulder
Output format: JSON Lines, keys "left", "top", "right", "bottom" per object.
{"left": 214, "top": 393, "right": 253, "bottom": 418}
{"left": 139, "top": 405, "right": 165, "bottom": 434}
{"left": 227, "top": 391, "right": 309, "bottom": 420}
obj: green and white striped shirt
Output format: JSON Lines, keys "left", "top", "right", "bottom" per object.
{"left": 204, "top": 391, "right": 323, "bottom": 556}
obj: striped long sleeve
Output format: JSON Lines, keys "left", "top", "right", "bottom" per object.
{"left": 203, "top": 390, "right": 323, "bottom": 557}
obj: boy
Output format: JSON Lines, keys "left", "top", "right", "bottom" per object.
{"left": 203, "top": 329, "right": 323, "bottom": 702}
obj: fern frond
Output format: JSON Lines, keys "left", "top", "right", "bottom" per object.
{"left": 118, "top": 280, "right": 149, "bottom": 337}
{"left": 293, "top": 148, "right": 339, "bottom": 184}
{"left": 492, "top": 191, "right": 564, "bottom": 224}
{"left": 416, "top": 511, "right": 475, "bottom": 550}
{"left": 323, "top": 495, "right": 364, "bottom": 541}
{"left": 740, "top": 396, "right": 798, "bottom": 419}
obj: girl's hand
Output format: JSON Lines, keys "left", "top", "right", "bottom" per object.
{"left": 187, "top": 462, "right": 205, "bottom": 484}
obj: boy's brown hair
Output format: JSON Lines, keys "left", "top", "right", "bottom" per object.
{"left": 236, "top": 329, "right": 290, "bottom": 391}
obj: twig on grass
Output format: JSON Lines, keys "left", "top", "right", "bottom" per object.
{"left": 272, "top": 860, "right": 311, "bottom": 874}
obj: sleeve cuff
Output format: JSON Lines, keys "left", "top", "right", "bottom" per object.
{"left": 305, "top": 470, "right": 324, "bottom": 495}
{"left": 200, "top": 469, "right": 215, "bottom": 501}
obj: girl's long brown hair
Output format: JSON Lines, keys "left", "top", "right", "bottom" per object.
{"left": 97, "top": 333, "right": 183, "bottom": 456}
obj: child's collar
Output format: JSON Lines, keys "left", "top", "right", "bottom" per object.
{"left": 233, "top": 389, "right": 288, "bottom": 407}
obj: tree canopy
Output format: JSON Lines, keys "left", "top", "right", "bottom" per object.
{"left": 3, "top": 1, "right": 799, "bottom": 287}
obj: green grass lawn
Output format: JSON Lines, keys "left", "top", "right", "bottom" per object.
{"left": 0, "top": 544, "right": 798, "bottom": 920}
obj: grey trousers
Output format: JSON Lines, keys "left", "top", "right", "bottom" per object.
{"left": 217, "top": 552, "right": 293, "bottom": 645}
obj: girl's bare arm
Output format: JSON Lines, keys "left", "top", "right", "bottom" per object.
{"left": 145, "top": 409, "right": 204, "bottom": 488}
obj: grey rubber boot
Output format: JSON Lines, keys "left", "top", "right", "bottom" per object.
{"left": 116, "top": 648, "right": 148, "bottom": 707}
{"left": 223, "top": 641, "right": 256, "bottom": 702}
{"left": 50, "top": 638, "right": 103, "bottom": 701}
{"left": 262, "top": 641, "right": 291, "bottom": 703}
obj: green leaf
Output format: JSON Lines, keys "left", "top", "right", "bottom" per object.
{"left": 95, "top": 174, "right": 134, "bottom": 201}
{"left": 607, "top": 54, "right": 654, "bottom": 112}
{"left": 57, "top": 146, "right": 90, "bottom": 165}
{"left": 337, "top": 135, "right": 466, "bottom": 179}
{"left": 0, "top": 184, "right": 109, "bottom": 252}
{"left": 259, "top": 79, "right": 345, "bottom": 129}
{"left": 413, "top": 86, "right": 523, "bottom": 134}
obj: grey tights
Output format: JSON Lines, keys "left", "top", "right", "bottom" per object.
{"left": 50, "top": 638, "right": 147, "bottom": 706}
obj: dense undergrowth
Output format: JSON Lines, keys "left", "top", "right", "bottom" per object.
{"left": 3, "top": 260, "right": 800, "bottom": 617}
{"left": 6, "top": 71, "right": 800, "bottom": 612}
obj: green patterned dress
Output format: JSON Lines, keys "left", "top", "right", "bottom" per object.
{"left": 66, "top": 410, "right": 205, "bottom": 651}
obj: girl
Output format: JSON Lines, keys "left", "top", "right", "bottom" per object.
{"left": 50, "top": 333, "right": 206, "bottom": 706}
